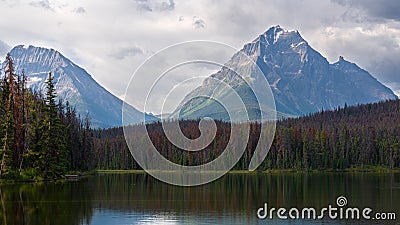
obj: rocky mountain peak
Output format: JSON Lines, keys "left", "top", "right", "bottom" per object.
{"left": 10, "top": 45, "right": 72, "bottom": 73}
{"left": 241, "top": 25, "right": 310, "bottom": 66}
{"left": 261, "top": 25, "right": 300, "bottom": 44}
{"left": 332, "top": 55, "right": 365, "bottom": 74}
{"left": 173, "top": 26, "right": 398, "bottom": 120}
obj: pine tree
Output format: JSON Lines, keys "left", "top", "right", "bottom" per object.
{"left": 39, "top": 72, "right": 67, "bottom": 179}
{"left": 0, "top": 54, "right": 16, "bottom": 177}
{"left": 23, "top": 91, "right": 43, "bottom": 173}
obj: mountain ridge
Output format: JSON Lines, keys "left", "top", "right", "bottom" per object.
{"left": 173, "top": 25, "right": 397, "bottom": 120}
{"left": 3, "top": 45, "right": 156, "bottom": 128}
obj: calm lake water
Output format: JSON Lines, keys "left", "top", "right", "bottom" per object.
{"left": 1, "top": 172, "right": 400, "bottom": 225}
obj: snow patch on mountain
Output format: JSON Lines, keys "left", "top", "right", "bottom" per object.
{"left": 29, "top": 76, "right": 42, "bottom": 82}
{"left": 271, "top": 78, "right": 281, "bottom": 90}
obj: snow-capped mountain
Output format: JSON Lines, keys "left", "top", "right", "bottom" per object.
{"left": 173, "top": 25, "right": 397, "bottom": 120}
{"left": 4, "top": 45, "right": 156, "bottom": 128}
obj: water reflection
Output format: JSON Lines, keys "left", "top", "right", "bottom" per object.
{"left": 0, "top": 172, "right": 399, "bottom": 224}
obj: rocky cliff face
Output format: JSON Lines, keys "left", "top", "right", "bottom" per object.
{"left": 173, "top": 26, "right": 397, "bottom": 120}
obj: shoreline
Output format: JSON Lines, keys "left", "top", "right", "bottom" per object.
{"left": 2, "top": 167, "right": 399, "bottom": 184}
{"left": 96, "top": 167, "right": 400, "bottom": 174}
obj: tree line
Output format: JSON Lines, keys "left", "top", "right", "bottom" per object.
{"left": 92, "top": 100, "right": 400, "bottom": 171}
{"left": 261, "top": 100, "right": 400, "bottom": 170}
{"left": 0, "top": 54, "right": 94, "bottom": 180}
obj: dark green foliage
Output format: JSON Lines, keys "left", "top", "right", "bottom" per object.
{"left": 37, "top": 73, "right": 67, "bottom": 179}
{"left": 255, "top": 100, "right": 400, "bottom": 170}
{"left": 0, "top": 53, "right": 18, "bottom": 178}
{"left": 92, "top": 99, "right": 400, "bottom": 171}
{"left": 0, "top": 54, "right": 93, "bottom": 180}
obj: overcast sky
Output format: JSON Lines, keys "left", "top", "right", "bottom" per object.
{"left": 1, "top": 0, "right": 399, "bottom": 113}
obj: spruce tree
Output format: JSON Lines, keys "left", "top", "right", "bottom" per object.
{"left": 0, "top": 54, "right": 16, "bottom": 177}
{"left": 39, "top": 72, "right": 67, "bottom": 179}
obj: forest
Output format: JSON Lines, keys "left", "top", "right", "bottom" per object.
{"left": 92, "top": 100, "right": 400, "bottom": 171}
{"left": 1, "top": 53, "right": 400, "bottom": 181}
{"left": 0, "top": 54, "right": 94, "bottom": 180}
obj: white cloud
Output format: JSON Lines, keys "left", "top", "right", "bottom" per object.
{"left": 192, "top": 16, "right": 205, "bottom": 29}
{"left": 0, "top": 40, "right": 10, "bottom": 59}
{"left": 108, "top": 45, "right": 144, "bottom": 60}
{"left": 73, "top": 6, "right": 85, "bottom": 14}
{"left": 133, "top": 0, "right": 175, "bottom": 12}
{"left": 29, "top": 0, "right": 53, "bottom": 11}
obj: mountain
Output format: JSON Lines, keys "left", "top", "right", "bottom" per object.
{"left": 4, "top": 45, "right": 156, "bottom": 128}
{"left": 173, "top": 25, "right": 397, "bottom": 120}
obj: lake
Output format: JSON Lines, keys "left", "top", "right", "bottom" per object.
{"left": 1, "top": 172, "right": 399, "bottom": 225}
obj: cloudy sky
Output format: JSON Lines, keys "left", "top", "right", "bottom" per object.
{"left": 0, "top": 0, "right": 399, "bottom": 113}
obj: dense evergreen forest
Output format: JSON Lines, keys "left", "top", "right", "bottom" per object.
{"left": 93, "top": 100, "right": 400, "bottom": 171}
{"left": 2, "top": 53, "right": 399, "bottom": 179}
{"left": 0, "top": 54, "right": 94, "bottom": 180}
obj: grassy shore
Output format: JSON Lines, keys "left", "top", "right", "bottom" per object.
{"left": 2, "top": 166, "right": 399, "bottom": 183}
{"left": 95, "top": 166, "right": 400, "bottom": 174}
{"left": 96, "top": 169, "right": 146, "bottom": 174}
